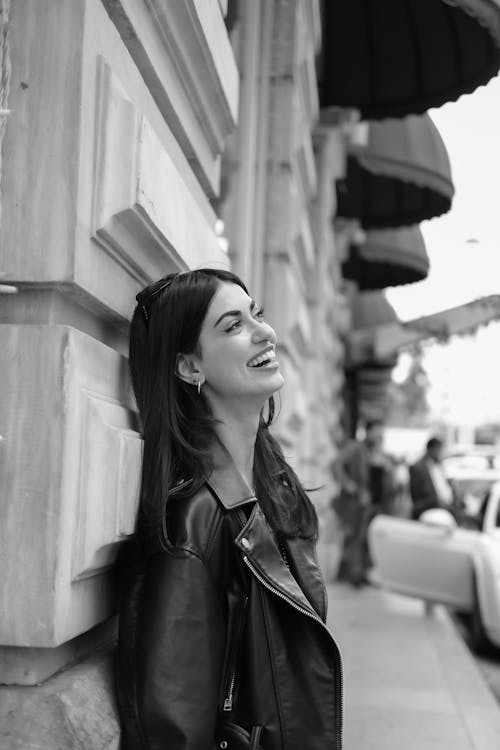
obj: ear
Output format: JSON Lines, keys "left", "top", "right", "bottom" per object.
{"left": 176, "top": 353, "right": 205, "bottom": 386}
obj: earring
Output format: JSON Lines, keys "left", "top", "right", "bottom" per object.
{"left": 197, "top": 380, "right": 201, "bottom": 396}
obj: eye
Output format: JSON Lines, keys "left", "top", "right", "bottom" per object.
{"left": 225, "top": 319, "right": 242, "bottom": 333}
{"left": 253, "top": 306, "right": 265, "bottom": 321}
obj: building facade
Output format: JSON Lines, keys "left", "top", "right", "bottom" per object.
{"left": 0, "top": 1, "right": 346, "bottom": 744}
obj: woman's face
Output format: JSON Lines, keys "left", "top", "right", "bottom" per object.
{"left": 194, "top": 282, "right": 284, "bottom": 403}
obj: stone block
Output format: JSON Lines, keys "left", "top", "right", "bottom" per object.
{"left": 0, "top": 325, "right": 140, "bottom": 650}
{"left": 0, "top": 651, "right": 120, "bottom": 750}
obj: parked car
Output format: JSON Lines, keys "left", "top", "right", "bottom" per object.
{"left": 442, "top": 448, "right": 500, "bottom": 515}
{"left": 368, "top": 483, "right": 500, "bottom": 653}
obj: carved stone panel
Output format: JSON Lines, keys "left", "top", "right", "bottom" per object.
{"left": 0, "top": 325, "right": 141, "bottom": 647}
{"left": 90, "top": 57, "right": 228, "bottom": 290}
{"left": 101, "top": 0, "right": 238, "bottom": 195}
{"left": 72, "top": 393, "right": 142, "bottom": 581}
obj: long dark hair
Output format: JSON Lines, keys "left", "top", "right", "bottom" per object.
{"left": 129, "top": 268, "right": 317, "bottom": 541}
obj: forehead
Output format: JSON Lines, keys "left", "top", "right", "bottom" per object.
{"left": 204, "top": 281, "right": 253, "bottom": 325}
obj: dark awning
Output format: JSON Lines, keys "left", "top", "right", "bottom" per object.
{"left": 351, "top": 291, "right": 399, "bottom": 331}
{"left": 320, "top": 0, "right": 500, "bottom": 119}
{"left": 347, "top": 291, "right": 400, "bottom": 420}
{"left": 348, "top": 291, "right": 399, "bottom": 368}
{"left": 356, "top": 367, "right": 394, "bottom": 422}
{"left": 336, "top": 114, "right": 454, "bottom": 229}
{"left": 342, "top": 226, "right": 429, "bottom": 290}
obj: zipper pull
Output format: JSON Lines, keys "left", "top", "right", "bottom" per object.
{"left": 223, "top": 697, "right": 233, "bottom": 712}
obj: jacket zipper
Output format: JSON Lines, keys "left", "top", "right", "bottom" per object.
{"left": 243, "top": 554, "right": 344, "bottom": 749}
{"left": 222, "top": 593, "right": 249, "bottom": 712}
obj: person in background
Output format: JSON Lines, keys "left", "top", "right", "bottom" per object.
{"left": 391, "top": 456, "right": 412, "bottom": 518}
{"left": 333, "top": 420, "right": 395, "bottom": 587}
{"left": 409, "top": 436, "right": 464, "bottom": 520}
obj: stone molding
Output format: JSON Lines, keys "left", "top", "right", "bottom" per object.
{"left": 91, "top": 57, "right": 228, "bottom": 290}
{"left": 101, "top": 0, "right": 238, "bottom": 195}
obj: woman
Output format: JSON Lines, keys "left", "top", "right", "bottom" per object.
{"left": 116, "top": 268, "right": 343, "bottom": 750}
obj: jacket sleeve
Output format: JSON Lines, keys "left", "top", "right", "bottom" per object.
{"left": 117, "top": 548, "right": 226, "bottom": 750}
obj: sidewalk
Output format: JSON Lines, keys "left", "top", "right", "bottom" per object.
{"left": 327, "top": 583, "right": 500, "bottom": 750}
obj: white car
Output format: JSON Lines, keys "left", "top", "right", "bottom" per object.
{"left": 368, "top": 483, "right": 500, "bottom": 653}
{"left": 443, "top": 450, "right": 500, "bottom": 515}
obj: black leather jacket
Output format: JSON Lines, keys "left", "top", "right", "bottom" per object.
{"left": 116, "top": 455, "right": 343, "bottom": 749}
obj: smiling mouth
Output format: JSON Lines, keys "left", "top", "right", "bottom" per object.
{"left": 247, "top": 348, "right": 277, "bottom": 368}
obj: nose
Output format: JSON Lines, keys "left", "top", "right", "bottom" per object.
{"left": 251, "top": 318, "right": 276, "bottom": 345}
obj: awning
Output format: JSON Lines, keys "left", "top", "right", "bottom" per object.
{"left": 351, "top": 366, "right": 394, "bottom": 423}
{"left": 348, "top": 291, "right": 399, "bottom": 420}
{"left": 320, "top": 0, "right": 500, "bottom": 120}
{"left": 371, "top": 295, "right": 500, "bottom": 359}
{"left": 357, "top": 367, "right": 393, "bottom": 399}
{"left": 342, "top": 226, "right": 430, "bottom": 290}
{"left": 351, "top": 290, "right": 399, "bottom": 331}
{"left": 336, "top": 114, "right": 454, "bottom": 229}
{"left": 348, "top": 291, "right": 399, "bottom": 368}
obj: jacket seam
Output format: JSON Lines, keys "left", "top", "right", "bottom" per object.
{"left": 203, "top": 503, "right": 223, "bottom": 563}
{"left": 260, "top": 586, "right": 287, "bottom": 750}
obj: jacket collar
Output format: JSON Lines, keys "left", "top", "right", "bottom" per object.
{"left": 235, "top": 505, "right": 324, "bottom": 620}
{"left": 204, "top": 442, "right": 326, "bottom": 621}
{"left": 206, "top": 441, "right": 257, "bottom": 510}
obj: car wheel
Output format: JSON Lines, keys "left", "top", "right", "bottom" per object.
{"left": 468, "top": 573, "right": 493, "bottom": 655}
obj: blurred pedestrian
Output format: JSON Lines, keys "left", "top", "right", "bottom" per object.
{"left": 333, "top": 420, "right": 395, "bottom": 586}
{"left": 391, "top": 456, "right": 412, "bottom": 518}
{"left": 409, "top": 436, "right": 464, "bottom": 520}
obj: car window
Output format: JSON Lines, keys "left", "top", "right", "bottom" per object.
{"left": 452, "top": 478, "right": 497, "bottom": 496}
{"left": 444, "top": 455, "right": 490, "bottom": 471}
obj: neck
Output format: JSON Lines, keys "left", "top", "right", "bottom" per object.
{"left": 209, "top": 397, "right": 261, "bottom": 488}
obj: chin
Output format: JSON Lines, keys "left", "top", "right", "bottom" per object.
{"left": 263, "top": 370, "right": 285, "bottom": 396}
{"left": 239, "top": 372, "right": 283, "bottom": 402}
{"left": 273, "top": 372, "right": 285, "bottom": 390}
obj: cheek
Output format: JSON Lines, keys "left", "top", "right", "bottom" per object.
{"left": 202, "top": 342, "right": 246, "bottom": 379}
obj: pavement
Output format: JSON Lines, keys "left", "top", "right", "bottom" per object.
{"left": 326, "top": 582, "right": 500, "bottom": 750}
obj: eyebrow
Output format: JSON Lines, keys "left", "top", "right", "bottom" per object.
{"left": 214, "top": 299, "right": 257, "bottom": 328}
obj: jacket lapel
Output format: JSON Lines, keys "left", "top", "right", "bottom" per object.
{"left": 206, "top": 445, "right": 257, "bottom": 510}
{"left": 235, "top": 505, "right": 320, "bottom": 619}
{"left": 205, "top": 443, "right": 324, "bottom": 620}
{"left": 284, "top": 537, "right": 327, "bottom": 621}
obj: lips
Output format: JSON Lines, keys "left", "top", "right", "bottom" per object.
{"left": 247, "top": 346, "right": 276, "bottom": 368}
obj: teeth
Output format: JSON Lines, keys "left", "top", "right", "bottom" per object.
{"left": 248, "top": 349, "right": 276, "bottom": 367}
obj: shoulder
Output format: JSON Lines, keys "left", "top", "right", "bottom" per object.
{"left": 162, "top": 481, "right": 244, "bottom": 562}
{"left": 162, "top": 482, "right": 222, "bottom": 555}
